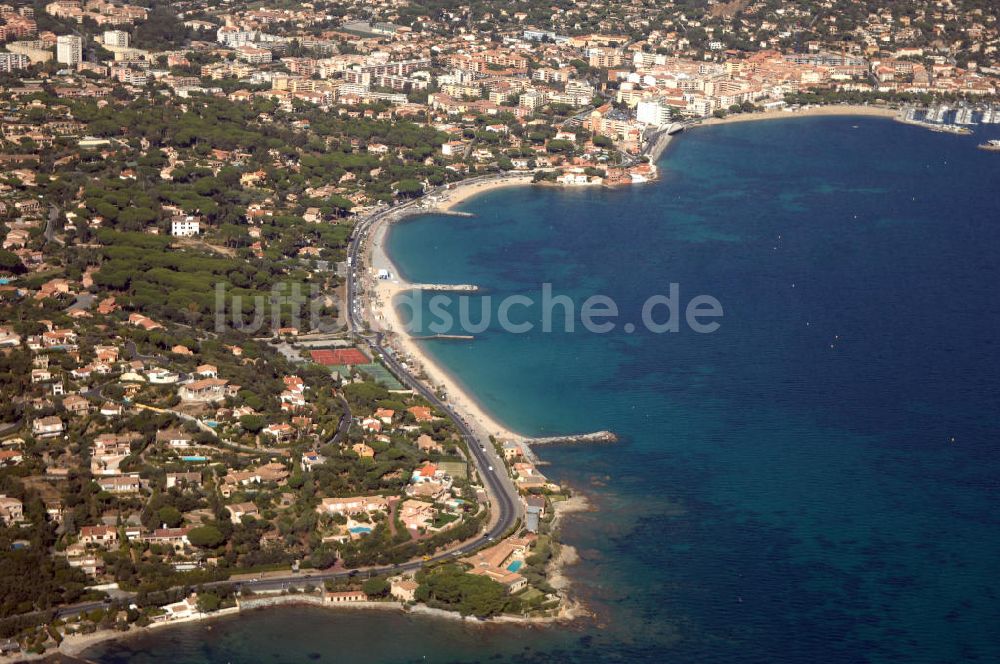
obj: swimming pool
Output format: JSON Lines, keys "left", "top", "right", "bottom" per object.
{"left": 181, "top": 456, "right": 208, "bottom": 462}
{"left": 348, "top": 526, "right": 372, "bottom": 534}
{"left": 506, "top": 560, "right": 523, "bottom": 572}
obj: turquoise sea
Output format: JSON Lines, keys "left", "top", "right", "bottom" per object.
{"left": 89, "top": 117, "right": 1000, "bottom": 663}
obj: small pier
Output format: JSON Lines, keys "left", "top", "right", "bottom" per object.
{"left": 411, "top": 283, "right": 480, "bottom": 292}
{"left": 520, "top": 430, "right": 618, "bottom": 464}
{"left": 524, "top": 430, "right": 619, "bottom": 446}
{"left": 411, "top": 334, "right": 475, "bottom": 341}
{"left": 434, "top": 210, "right": 474, "bottom": 217}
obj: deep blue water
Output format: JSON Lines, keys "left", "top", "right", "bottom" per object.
{"left": 90, "top": 117, "right": 1000, "bottom": 663}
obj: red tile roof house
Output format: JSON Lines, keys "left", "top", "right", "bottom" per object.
{"left": 461, "top": 535, "right": 535, "bottom": 593}
{"left": 179, "top": 378, "right": 230, "bottom": 402}
{"left": 263, "top": 423, "right": 295, "bottom": 444}
{"left": 407, "top": 406, "right": 433, "bottom": 422}
{"left": 79, "top": 525, "right": 119, "bottom": 548}
{"left": 127, "top": 313, "right": 163, "bottom": 331}
{"left": 283, "top": 376, "right": 306, "bottom": 393}
{"left": 0, "top": 450, "right": 24, "bottom": 467}
{"left": 42, "top": 328, "right": 77, "bottom": 348}
{"left": 280, "top": 390, "right": 306, "bottom": 410}
{"left": 410, "top": 463, "right": 442, "bottom": 484}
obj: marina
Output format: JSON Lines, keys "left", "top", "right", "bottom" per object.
{"left": 900, "top": 103, "right": 1000, "bottom": 135}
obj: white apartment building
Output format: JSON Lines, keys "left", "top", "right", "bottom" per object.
{"left": 56, "top": 34, "right": 81, "bottom": 66}
{"left": 0, "top": 52, "right": 31, "bottom": 72}
{"left": 636, "top": 99, "right": 673, "bottom": 126}
{"left": 103, "top": 29, "right": 129, "bottom": 48}
{"left": 170, "top": 217, "right": 200, "bottom": 237}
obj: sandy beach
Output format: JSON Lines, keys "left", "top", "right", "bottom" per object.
{"left": 694, "top": 104, "right": 899, "bottom": 127}
{"left": 53, "top": 607, "right": 243, "bottom": 658}
{"left": 59, "top": 627, "right": 138, "bottom": 658}
{"left": 426, "top": 174, "right": 535, "bottom": 212}
{"left": 371, "top": 277, "right": 527, "bottom": 445}
{"left": 363, "top": 178, "right": 534, "bottom": 448}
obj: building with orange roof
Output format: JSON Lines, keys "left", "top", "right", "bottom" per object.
{"left": 352, "top": 442, "right": 375, "bottom": 458}
{"left": 407, "top": 406, "right": 433, "bottom": 422}
{"left": 179, "top": 378, "right": 229, "bottom": 402}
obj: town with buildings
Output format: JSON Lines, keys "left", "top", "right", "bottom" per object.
{"left": 0, "top": 0, "right": 999, "bottom": 656}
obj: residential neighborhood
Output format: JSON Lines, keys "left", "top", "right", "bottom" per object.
{"left": 0, "top": 0, "right": 998, "bottom": 656}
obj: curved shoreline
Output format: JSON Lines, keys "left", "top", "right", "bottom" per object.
{"left": 367, "top": 176, "right": 536, "bottom": 445}
{"left": 428, "top": 174, "right": 538, "bottom": 212}
{"left": 18, "top": 111, "right": 926, "bottom": 662}
{"left": 364, "top": 105, "right": 911, "bottom": 487}
{"left": 691, "top": 103, "right": 899, "bottom": 127}
{"left": 66, "top": 589, "right": 593, "bottom": 661}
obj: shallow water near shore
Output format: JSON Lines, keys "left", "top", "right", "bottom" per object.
{"left": 89, "top": 117, "right": 1000, "bottom": 663}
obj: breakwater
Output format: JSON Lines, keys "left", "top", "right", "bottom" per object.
{"left": 410, "top": 283, "right": 480, "bottom": 292}
{"left": 525, "top": 430, "right": 619, "bottom": 446}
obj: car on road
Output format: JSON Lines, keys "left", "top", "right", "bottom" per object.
{"left": 488, "top": 465, "right": 493, "bottom": 471}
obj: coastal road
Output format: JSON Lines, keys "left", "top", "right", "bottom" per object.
{"left": 344, "top": 180, "right": 524, "bottom": 535}
{"left": 43, "top": 180, "right": 526, "bottom": 625}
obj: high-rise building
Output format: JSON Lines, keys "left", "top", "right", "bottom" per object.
{"left": 0, "top": 52, "right": 31, "bottom": 73}
{"left": 636, "top": 99, "right": 673, "bottom": 127}
{"left": 103, "top": 30, "right": 129, "bottom": 48}
{"left": 56, "top": 34, "right": 81, "bottom": 66}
